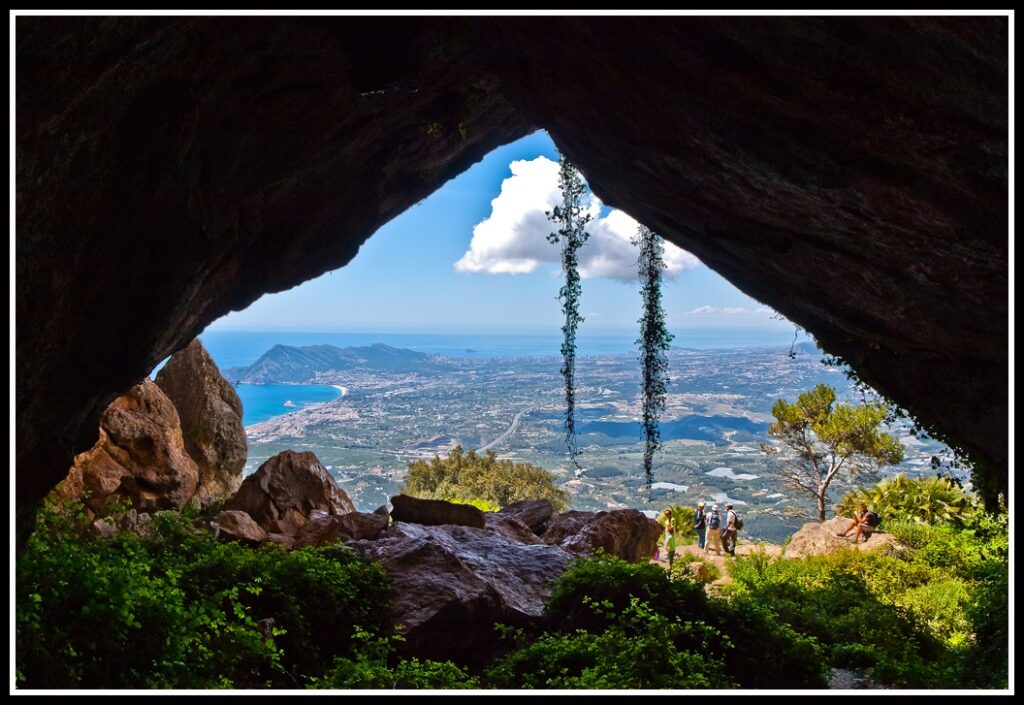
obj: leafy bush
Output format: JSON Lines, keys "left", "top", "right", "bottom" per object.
{"left": 404, "top": 445, "right": 570, "bottom": 511}
{"left": 837, "top": 474, "right": 968, "bottom": 526}
{"left": 670, "top": 557, "right": 720, "bottom": 585}
{"left": 505, "top": 555, "right": 828, "bottom": 689}
{"left": 309, "top": 629, "right": 478, "bottom": 689}
{"left": 486, "top": 598, "right": 731, "bottom": 689}
{"left": 17, "top": 508, "right": 392, "bottom": 689}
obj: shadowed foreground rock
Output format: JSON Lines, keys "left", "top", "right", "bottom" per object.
{"left": 390, "top": 494, "right": 486, "bottom": 529}
{"left": 783, "top": 516, "right": 898, "bottom": 559}
{"left": 543, "top": 508, "right": 661, "bottom": 563}
{"left": 223, "top": 450, "right": 354, "bottom": 535}
{"left": 348, "top": 521, "right": 574, "bottom": 666}
{"left": 155, "top": 339, "right": 247, "bottom": 509}
{"left": 59, "top": 379, "right": 198, "bottom": 514}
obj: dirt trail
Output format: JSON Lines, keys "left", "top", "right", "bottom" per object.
{"left": 652, "top": 540, "right": 783, "bottom": 586}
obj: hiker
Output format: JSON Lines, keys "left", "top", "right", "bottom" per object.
{"left": 837, "top": 503, "right": 879, "bottom": 543}
{"left": 693, "top": 501, "right": 707, "bottom": 550}
{"left": 722, "top": 503, "right": 738, "bottom": 556}
{"left": 655, "top": 506, "right": 677, "bottom": 566}
{"left": 704, "top": 505, "right": 723, "bottom": 557}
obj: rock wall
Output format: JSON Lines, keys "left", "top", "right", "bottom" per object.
{"left": 16, "top": 17, "right": 1008, "bottom": 525}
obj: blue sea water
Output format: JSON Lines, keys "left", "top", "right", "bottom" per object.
{"left": 236, "top": 383, "right": 342, "bottom": 426}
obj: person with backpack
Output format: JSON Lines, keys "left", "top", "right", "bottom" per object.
{"left": 655, "top": 506, "right": 678, "bottom": 567}
{"left": 693, "top": 501, "right": 707, "bottom": 550}
{"left": 704, "top": 505, "right": 724, "bottom": 557}
{"left": 722, "top": 503, "right": 739, "bottom": 556}
{"left": 836, "top": 503, "right": 880, "bottom": 543}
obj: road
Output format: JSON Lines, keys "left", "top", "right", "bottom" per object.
{"left": 477, "top": 405, "right": 536, "bottom": 452}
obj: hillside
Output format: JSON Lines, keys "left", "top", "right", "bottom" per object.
{"left": 226, "top": 343, "right": 439, "bottom": 384}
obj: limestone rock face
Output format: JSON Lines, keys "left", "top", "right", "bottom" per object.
{"left": 155, "top": 338, "right": 247, "bottom": 509}
{"left": 211, "top": 509, "right": 268, "bottom": 546}
{"left": 347, "top": 521, "right": 574, "bottom": 666}
{"left": 543, "top": 509, "right": 662, "bottom": 563}
{"left": 223, "top": 450, "right": 354, "bottom": 535}
{"left": 783, "top": 516, "right": 898, "bottom": 559}
{"left": 498, "top": 498, "right": 554, "bottom": 534}
{"left": 390, "top": 494, "right": 486, "bottom": 529}
{"left": 61, "top": 379, "right": 198, "bottom": 513}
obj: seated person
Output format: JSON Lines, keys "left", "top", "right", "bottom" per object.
{"left": 836, "top": 503, "right": 878, "bottom": 543}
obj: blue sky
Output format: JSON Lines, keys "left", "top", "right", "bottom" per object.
{"left": 210, "top": 131, "right": 796, "bottom": 335}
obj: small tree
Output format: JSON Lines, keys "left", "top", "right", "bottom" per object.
{"left": 760, "top": 384, "right": 904, "bottom": 522}
{"left": 547, "top": 154, "right": 592, "bottom": 471}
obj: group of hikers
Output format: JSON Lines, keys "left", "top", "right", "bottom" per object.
{"left": 655, "top": 501, "right": 881, "bottom": 570}
{"left": 655, "top": 502, "right": 741, "bottom": 569}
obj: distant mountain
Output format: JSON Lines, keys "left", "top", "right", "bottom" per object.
{"left": 227, "top": 343, "right": 438, "bottom": 384}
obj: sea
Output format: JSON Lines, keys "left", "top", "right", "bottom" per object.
{"left": 184, "top": 328, "right": 809, "bottom": 426}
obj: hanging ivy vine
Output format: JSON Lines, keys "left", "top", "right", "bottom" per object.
{"left": 634, "top": 225, "right": 674, "bottom": 494}
{"left": 547, "top": 155, "right": 592, "bottom": 471}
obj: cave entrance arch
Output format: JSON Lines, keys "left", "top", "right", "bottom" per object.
{"left": 16, "top": 16, "right": 1008, "bottom": 535}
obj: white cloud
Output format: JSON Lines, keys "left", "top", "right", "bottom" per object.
{"left": 687, "top": 305, "right": 752, "bottom": 315}
{"left": 455, "top": 157, "right": 700, "bottom": 283}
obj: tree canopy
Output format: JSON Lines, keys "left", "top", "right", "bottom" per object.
{"left": 403, "top": 445, "right": 571, "bottom": 512}
{"left": 761, "top": 384, "right": 904, "bottom": 521}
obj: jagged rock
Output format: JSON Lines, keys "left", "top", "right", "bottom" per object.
{"left": 830, "top": 668, "right": 885, "bottom": 689}
{"left": 542, "top": 509, "right": 661, "bottom": 563}
{"left": 499, "top": 499, "right": 554, "bottom": 534}
{"left": 348, "top": 522, "right": 574, "bottom": 666}
{"left": 155, "top": 338, "right": 247, "bottom": 509}
{"left": 59, "top": 379, "right": 198, "bottom": 514}
{"left": 373, "top": 505, "right": 390, "bottom": 517}
{"left": 211, "top": 509, "right": 268, "bottom": 546}
{"left": 390, "top": 494, "right": 486, "bottom": 529}
{"left": 783, "top": 516, "right": 898, "bottom": 559}
{"left": 223, "top": 450, "right": 354, "bottom": 535}
{"left": 292, "top": 509, "right": 389, "bottom": 548}
{"left": 484, "top": 512, "right": 545, "bottom": 545}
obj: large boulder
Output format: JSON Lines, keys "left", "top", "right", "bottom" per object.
{"left": 390, "top": 494, "right": 486, "bottom": 529}
{"left": 292, "top": 509, "right": 389, "bottom": 548}
{"left": 348, "top": 522, "right": 574, "bottom": 666}
{"left": 498, "top": 498, "right": 554, "bottom": 534}
{"left": 155, "top": 338, "right": 247, "bottom": 509}
{"left": 223, "top": 450, "right": 354, "bottom": 535}
{"left": 211, "top": 509, "right": 268, "bottom": 546}
{"left": 542, "top": 509, "right": 661, "bottom": 563}
{"left": 783, "top": 516, "right": 898, "bottom": 559}
{"left": 59, "top": 379, "right": 198, "bottom": 513}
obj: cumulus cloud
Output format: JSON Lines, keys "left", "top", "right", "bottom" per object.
{"left": 455, "top": 157, "right": 700, "bottom": 283}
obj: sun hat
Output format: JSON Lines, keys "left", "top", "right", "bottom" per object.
{"left": 711, "top": 504, "right": 719, "bottom": 511}
{"left": 697, "top": 501, "right": 705, "bottom": 507}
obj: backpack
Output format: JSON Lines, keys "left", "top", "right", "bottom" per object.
{"left": 734, "top": 513, "right": 744, "bottom": 531}
{"left": 865, "top": 511, "right": 880, "bottom": 528}
{"left": 708, "top": 513, "right": 721, "bottom": 530}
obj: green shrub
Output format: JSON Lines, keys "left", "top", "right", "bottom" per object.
{"left": 405, "top": 445, "right": 570, "bottom": 511}
{"left": 17, "top": 508, "right": 392, "bottom": 689}
{"left": 308, "top": 629, "right": 477, "bottom": 689}
{"left": 837, "top": 474, "right": 968, "bottom": 526}
{"left": 486, "top": 598, "right": 731, "bottom": 689}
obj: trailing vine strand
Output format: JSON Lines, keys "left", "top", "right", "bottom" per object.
{"left": 547, "top": 155, "right": 592, "bottom": 471}
{"left": 634, "top": 225, "right": 674, "bottom": 495}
